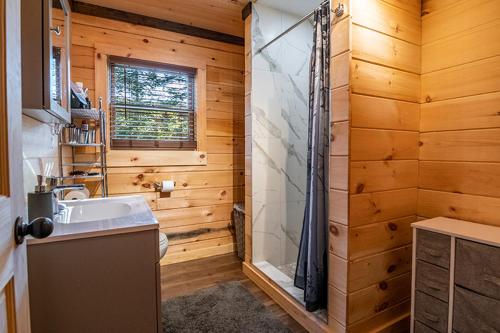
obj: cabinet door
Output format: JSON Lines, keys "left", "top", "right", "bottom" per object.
{"left": 21, "top": 0, "right": 71, "bottom": 123}
{"left": 49, "top": 0, "right": 71, "bottom": 117}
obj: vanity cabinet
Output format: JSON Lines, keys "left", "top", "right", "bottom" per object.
{"left": 21, "top": 0, "right": 72, "bottom": 123}
{"left": 411, "top": 217, "right": 500, "bottom": 333}
{"left": 27, "top": 229, "right": 162, "bottom": 333}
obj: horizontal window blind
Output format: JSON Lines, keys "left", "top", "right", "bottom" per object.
{"left": 109, "top": 57, "right": 196, "bottom": 149}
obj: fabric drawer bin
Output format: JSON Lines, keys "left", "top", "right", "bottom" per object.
{"left": 455, "top": 239, "right": 500, "bottom": 300}
{"left": 453, "top": 286, "right": 500, "bottom": 332}
{"left": 415, "top": 320, "right": 440, "bottom": 333}
{"left": 416, "top": 260, "right": 449, "bottom": 302}
{"left": 415, "top": 291, "right": 448, "bottom": 333}
{"left": 416, "top": 230, "right": 450, "bottom": 269}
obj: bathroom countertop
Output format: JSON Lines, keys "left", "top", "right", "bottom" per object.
{"left": 27, "top": 195, "right": 159, "bottom": 245}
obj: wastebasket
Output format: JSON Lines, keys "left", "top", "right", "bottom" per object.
{"left": 232, "top": 203, "right": 245, "bottom": 260}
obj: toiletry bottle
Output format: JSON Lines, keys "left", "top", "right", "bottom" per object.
{"left": 81, "top": 120, "right": 89, "bottom": 144}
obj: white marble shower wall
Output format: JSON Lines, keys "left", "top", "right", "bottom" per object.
{"left": 251, "top": 3, "right": 313, "bottom": 268}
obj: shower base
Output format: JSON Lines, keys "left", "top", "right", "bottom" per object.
{"left": 254, "top": 261, "right": 327, "bottom": 322}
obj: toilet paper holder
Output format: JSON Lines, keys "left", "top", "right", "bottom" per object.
{"left": 153, "top": 181, "right": 176, "bottom": 192}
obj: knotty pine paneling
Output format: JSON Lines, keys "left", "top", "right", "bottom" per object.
{"left": 421, "top": 0, "right": 500, "bottom": 45}
{"left": 344, "top": 1, "right": 420, "bottom": 329}
{"left": 68, "top": 12, "right": 244, "bottom": 265}
{"left": 348, "top": 215, "right": 415, "bottom": 260}
{"left": 79, "top": 0, "right": 246, "bottom": 37}
{"left": 347, "top": 272, "right": 411, "bottom": 325}
{"left": 352, "top": 24, "right": 420, "bottom": 74}
{"left": 350, "top": 160, "right": 418, "bottom": 194}
{"left": 420, "top": 91, "right": 500, "bottom": 132}
{"left": 348, "top": 245, "right": 412, "bottom": 293}
{"left": 351, "top": 0, "right": 421, "bottom": 45}
{"left": 417, "top": 190, "right": 500, "bottom": 227}
{"left": 349, "top": 188, "right": 418, "bottom": 227}
{"left": 419, "top": 0, "right": 500, "bottom": 231}
{"left": 351, "top": 94, "right": 419, "bottom": 131}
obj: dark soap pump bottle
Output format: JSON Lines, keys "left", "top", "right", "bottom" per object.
{"left": 27, "top": 175, "right": 56, "bottom": 221}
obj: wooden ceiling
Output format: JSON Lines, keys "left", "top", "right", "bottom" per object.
{"left": 78, "top": 0, "right": 248, "bottom": 37}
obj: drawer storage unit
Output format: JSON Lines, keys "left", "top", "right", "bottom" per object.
{"left": 411, "top": 218, "right": 500, "bottom": 333}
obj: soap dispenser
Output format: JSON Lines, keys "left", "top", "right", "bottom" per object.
{"left": 27, "top": 175, "right": 56, "bottom": 221}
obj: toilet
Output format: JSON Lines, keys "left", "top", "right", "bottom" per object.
{"left": 159, "top": 232, "right": 168, "bottom": 259}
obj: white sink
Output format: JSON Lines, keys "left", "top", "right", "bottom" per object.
{"left": 56, "top": 196, "right": 143, "bottom": 224}
{"left": 27, "top": 195, "right": 159, "bottom": 245}
{"left": 64, "top": 201, "right": 132, "bottom": 223}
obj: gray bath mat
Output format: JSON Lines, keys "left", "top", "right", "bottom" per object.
{"left": 162, "top": 281, "right": 292, "bottom": 333}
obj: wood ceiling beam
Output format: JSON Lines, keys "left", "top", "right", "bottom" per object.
{"left": 69, "top": 1, "right": 244, "bottom": 46}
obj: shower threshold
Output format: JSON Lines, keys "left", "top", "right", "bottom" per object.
{"left": 254, "top": 261, "right": 327, "bottom": 322}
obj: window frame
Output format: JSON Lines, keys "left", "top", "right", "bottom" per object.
{"left": 95, "top": 45, "right": 207, "bottom": 167}
{"left": 108, "top": 56, "right": 198, "bottom": 151}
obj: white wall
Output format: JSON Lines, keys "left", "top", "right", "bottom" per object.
{"left": 22, "top": 115, "right": 61, "bottom": 200}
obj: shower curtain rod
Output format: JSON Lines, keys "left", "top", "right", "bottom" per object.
{"left": 255, "top": 0, "right": 342, "bottom": 55}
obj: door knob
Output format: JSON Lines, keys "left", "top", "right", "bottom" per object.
{"left": 14, "top": 216, "right": 53, "bottom": 245}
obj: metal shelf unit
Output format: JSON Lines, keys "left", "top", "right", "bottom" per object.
{"left": 58, "top": 100, "right": 109, "bottom": 197}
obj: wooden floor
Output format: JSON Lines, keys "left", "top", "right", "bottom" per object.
{"left": 161, "top": 254, "right": 307, "bottom": 333}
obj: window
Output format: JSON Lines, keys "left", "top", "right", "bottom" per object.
{"left": 50, "top": 47, "right": 62, "bottom": 104}
{"left": 109, "top": 57, "right": 197, "bottom": 150}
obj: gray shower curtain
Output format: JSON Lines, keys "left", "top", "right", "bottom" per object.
{"left": 294, "top": 2, "right": 330, "bottom": 312}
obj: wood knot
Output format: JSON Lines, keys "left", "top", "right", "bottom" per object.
{"left": 211, "top": 57, "right": 216, "bottom": 61}
{"left": 418, "top": 141, "right": 424, "bottom": 147}
{"left": 143, "top": 38, "right": 149, "bottom": 43}
{"left": 425, "top": 96, "right": 432, "bottom": 103}
{"left": 182, "top": 182, "right": 188, "bottom": 187}
{"left": 379, "top": 281, "right": 388, "bottom": 290}
{"left": 180, "top": 39, "right": 185, "bottom": 44}
{"left": 200, "top": 154, "right": 206, "bottom": 159}
{"left": 355, "top": 183, "right": 365, "bottom": 194}
{"left": 96, "top": 53, "right": 102, "bottom": 59}
{"left": 142, "top": 183, "right": 151, "bottom": 189}
{"left": 496, "top": 111, "right": 500, "bottom": 116}
{"left": 137, "top": 174, "right": 144, "bottom": 180}
{"left": 206, "top": 212, "right": 213, "bottom": 217}
{"left": 220, "top": 190, "right": 227, "bottom": 196}
{"left": 329, "top": 225, "right": 339, "bottom": 235}
{"left": 384, "top": 155, "right": 393, "bottom": 161}
{"left": 171, "top": 49, "right": 176, "bottom": 52}
{"left": 449, "top": 206, "right": 456, "bottom": 212}
{"left": 387, "top": 264, "right": 396, "bottom": 273}
{"left": 375, "top": 301, "right": 389, "bottom": 313}
{"left": 131, "top": 157, "right": 139, "bottom": 161}
{"left": 388, "top": 222, "right": 398, "bottom": 231}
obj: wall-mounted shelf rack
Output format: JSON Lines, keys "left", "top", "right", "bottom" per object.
{"left": 58, "top": 98, "right": 108, "bottom": 197}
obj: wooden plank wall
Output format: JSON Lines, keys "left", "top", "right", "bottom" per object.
{"left": 63, "top": 12, "right": 245, "bottom": 265}
{"left": 328, "top": 0, "right": 351, "bottom": 331}
{"left": 78, "top": 0, "right": 246, "bottom": 37}
{"left": 419, "top": 0, "right": 500, "bottom": 226}
{"left": 329, "top": 0, "right": 421, "bottom": 331}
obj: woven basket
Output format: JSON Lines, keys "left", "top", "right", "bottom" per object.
{"left": 232, "top": 203, "right": 245, "bottom": 260}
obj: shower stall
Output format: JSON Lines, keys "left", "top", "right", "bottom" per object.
{"left": 248, "top": 0, "right": 328, "bottom": 315}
